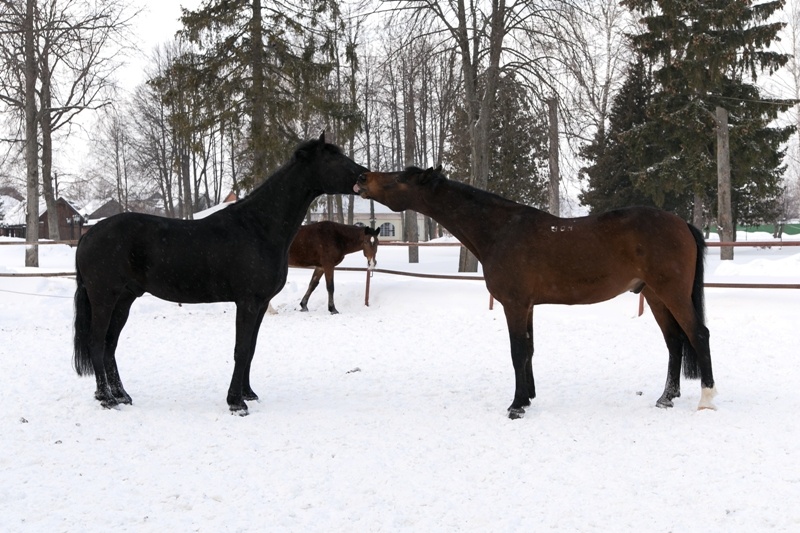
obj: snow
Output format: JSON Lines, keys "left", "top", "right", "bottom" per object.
{"left": 1, "top": 232, "right": 799, "bottom": 531}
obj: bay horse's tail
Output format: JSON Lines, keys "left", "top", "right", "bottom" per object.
{"left": 73, "top": 258, "right": 94, "bottom": 376}
{"left": 682, "top": 223, "right": 707, "bottom": 379}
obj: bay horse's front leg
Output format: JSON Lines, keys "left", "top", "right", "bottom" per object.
{"left": 227, "top": 303, "right": 265, "bottom": 414}
{"left": 503, "top": 303, "right": 535, "bottom": 419}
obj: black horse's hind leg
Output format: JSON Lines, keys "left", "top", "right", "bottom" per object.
{"left": 227, "top": 302, "right": 267, "bottom": 413}
{"left": 324, "top": 266, "right": 338, "bottom": 314}
{"left": 503, "top": 302, "right": 535, "bottom": 419}
{"left": 644, "top": 291, "right": 685, "bottom": 408}
{"left": 242, "top": 306, "right": 268, "bottom": 402}
{"left": 299, "top": 268, "right": 324, "bottom": 312}
{"left": 88, "top": 301, "right": 117, "bottom": 408}
{"left": 102, "top": 290, "right": 137, "bottom": 405}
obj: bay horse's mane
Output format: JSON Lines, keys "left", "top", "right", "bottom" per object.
{"left": 407, "top": 165, "right": 539, "bottom": 212}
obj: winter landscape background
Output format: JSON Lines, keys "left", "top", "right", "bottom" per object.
{"left": 1, "top": 232, "right": 799, "bottom": 531}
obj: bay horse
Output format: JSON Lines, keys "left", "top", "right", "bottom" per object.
{"left": 289, "top": 221, "right": 380, "bottom": 314}
{"left": 355, "top": 166, "right": 716, "bottom": 419}
{"left": 73, "top": 133, "right": 368, "bottom": 414}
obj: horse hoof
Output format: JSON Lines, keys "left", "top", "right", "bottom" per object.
{"left": 507, "top": 407, "right": 525, "bottom": 419}
{"left": 100, "top": 397, "right": 119, "bottom": 409}
{"left": 329, "top": 309, "right": 339, "bottom": 315}
{"left": 114, "top": 392, "right": 133, "bottom": 405}
{"left": 656, "top": 398, "right": 674, "bottom": 409}
{"left": 228, "top": 399, "right": 248, "bottom": 414}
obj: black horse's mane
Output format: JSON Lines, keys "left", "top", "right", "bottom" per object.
{"left": 234, "top": 137, "right": 342, "bottom": 208}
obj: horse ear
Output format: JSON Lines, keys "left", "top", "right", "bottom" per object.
{"left": 319, "top": 131, "right": 326, "bottom": 143}
{"left": 420, "top": 166, "right": 440, "bottom": 184}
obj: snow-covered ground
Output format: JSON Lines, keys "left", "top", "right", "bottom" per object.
{"left": 1, "top": 232, "right": 799, "bottom": 531}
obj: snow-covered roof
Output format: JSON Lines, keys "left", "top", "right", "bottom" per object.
{"left": 0, "top": 195, "right": 24, "bottom": 225}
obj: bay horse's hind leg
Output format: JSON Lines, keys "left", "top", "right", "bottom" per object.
{"left": 643, "top": 289, "right": 685, "bottom": 408}
{"left": 299, "top": 268, "right": 324, "bottom": 312}
{"left": 102, "top": 290, "right": 138, "bottom": 405}
{"left": 323, "top": 266, "right": 338, "bottom": 314}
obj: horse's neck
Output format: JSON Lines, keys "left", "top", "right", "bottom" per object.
{"left": 341, "top": 229, "right": 364, "bottom": 254}
{"left": 418, "top": 182, "right": 522, "bottom": 260}
{"left": 239, "top": 164, "right": 319, "bottom": 239}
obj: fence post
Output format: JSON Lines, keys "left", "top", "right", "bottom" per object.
{"left": 364, "top": 269, "right": 371, "bottom": 307}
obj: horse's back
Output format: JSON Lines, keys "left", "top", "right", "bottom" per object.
{"left": 289, "top": 221, "right": 351, "bottom": 268}
{"left": 486, "top": 206, "right": 701, "bottom": 306}
{"left": 76, "top": 211, "right": 285, "bottom": 304}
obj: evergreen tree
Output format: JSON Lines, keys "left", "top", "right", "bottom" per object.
{"left": 446, "top": 74, "right": 549, "bottom": 207}
{"left": 601, "top": 0, "right": 796, "bottom": 224}
{"left": 178, "top": 0, "right": 357, "bottom": 189}
{"left": 580, "top": 57, "right": 692, "bottom": 214}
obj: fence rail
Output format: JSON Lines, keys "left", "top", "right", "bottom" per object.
{"left": 2, "top": 240, "right": 798, "bottom": 309}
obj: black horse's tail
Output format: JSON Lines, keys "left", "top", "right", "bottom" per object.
{"left": 682, "top": 223, "right": 707, "bottom": 379}
{"left": 73, "top": 258, "right": 94, "bottom": 376}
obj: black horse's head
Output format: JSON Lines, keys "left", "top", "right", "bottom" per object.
{"left": 295, "top": 132, "right": 369, "bottom": 195}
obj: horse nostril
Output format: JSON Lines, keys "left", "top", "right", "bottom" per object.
{"left": 357, "top": 173, "right": 366, "bottom": 183}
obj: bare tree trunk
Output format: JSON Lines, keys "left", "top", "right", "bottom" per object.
{"left": 24, "top": 0, "right": 39, "bottom": 266}
{"left": 692, "top": 192, "right": 704, "bottom": 230}
{"left": 40, "top": 54, "right": 60, "bottom": 240}
{"left": 250, "top": 0, "right": 267, "bottom": 183}
{"left": 182, "top": 147, "right": 192, "bottom": 218}
{"left": 716, "top": 106, "right": 734, "bottom": 260}
{"left": 547, "top": 97, "right": 560, "bottom": 216}
{"left": 404, "top": 90, "right": 419, "bottom": 263}
{"left": 456, "top": 0, "right": 506, "bottom": 273}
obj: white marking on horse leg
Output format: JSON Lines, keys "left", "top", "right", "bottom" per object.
{"left": 697, "top": 386, "right": 717, "bottom": 411}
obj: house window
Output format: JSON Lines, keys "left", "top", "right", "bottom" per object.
{"left": 379, "top": 222, "right": 395, "bottom": 237}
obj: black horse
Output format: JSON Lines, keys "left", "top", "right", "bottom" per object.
{"left": 73, "top": 133, "right": 368, "bottom": 414}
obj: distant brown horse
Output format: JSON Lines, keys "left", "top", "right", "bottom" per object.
{"left": 355, "top": 166, "right": 716, "bottom": 419}
{"left": 289, "top": 221, "right": 380, "bottom": 314}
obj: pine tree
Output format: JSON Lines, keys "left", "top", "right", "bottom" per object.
{"left": 178, "top": 0, "right": 355, "bottom": 189}
{"left": 580, "top": 57, "right": 692, "bottom": 214}
{"left": 610, "top": 0, "right": 795, "bottom": 224}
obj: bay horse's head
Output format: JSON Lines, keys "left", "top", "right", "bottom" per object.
{"left": 296, "top": 132, "right": 369, "bottom": 195}
{"left": 353, "top": 165, "right": 443, "bottom": 212}
{"left": 361, "top": 226, "right": 380, "bottom": 270}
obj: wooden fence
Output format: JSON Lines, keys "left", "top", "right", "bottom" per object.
{"left": 1, "top": 240, "right": 798, "bottom": 314}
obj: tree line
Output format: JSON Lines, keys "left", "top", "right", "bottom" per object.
{"left": 2, "top": 0, "right": 800, "bottom": 268}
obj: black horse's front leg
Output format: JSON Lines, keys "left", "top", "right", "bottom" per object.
{"left": 227, "top": 304, "right": 264, "bottom": 414}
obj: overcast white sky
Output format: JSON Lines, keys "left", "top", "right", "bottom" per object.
{"left": 119, "top": 0, "right": 202, "bottom": 90}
